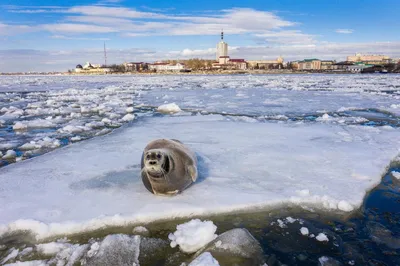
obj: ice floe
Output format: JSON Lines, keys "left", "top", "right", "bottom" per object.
{"left": 188, "top": 252, "right": 220, "bottom": 266}
{"left": 157, "top": 103, "right": 182, "bottom": 114}
{"left": 316, "top": 233, "right": 329, "bottom": 242}
{"left": 2, "top": 150, "right": 16, "bottom": 159}
{"left": 391, "top": 171, "right": 400, "bottom": 179}
{"left": 0, "top": 114, "right": 399, "bottom": 240}
{"left": 300, "top": 227, "right": 309, "bottom": 236}
{"left": 168, "top": 219, "right": 218, "bottom": 253}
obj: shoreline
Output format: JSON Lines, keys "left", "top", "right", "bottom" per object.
{"left": 0, "top": 70, "right": 363, "bottom": 76}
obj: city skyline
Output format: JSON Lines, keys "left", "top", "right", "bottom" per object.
{"left": 1, "top": 0, "right": 400, "bottom": 72}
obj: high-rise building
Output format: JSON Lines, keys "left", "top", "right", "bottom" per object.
{"left": 216, "top": 30, "right": 228, "bottom": 60}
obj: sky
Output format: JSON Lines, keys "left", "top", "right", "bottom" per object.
{"left": 1, "top": 0, "right": 400, "bottom": 72}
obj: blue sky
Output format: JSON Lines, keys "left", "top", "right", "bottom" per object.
{"left": 1, "top": 0, "right": 400, "bottom": 72}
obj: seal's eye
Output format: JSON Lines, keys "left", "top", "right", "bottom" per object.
{"left": 157, "top": 154, "right": 161, "bottom": 159}
{"left": 146, "top": 154, "right": 150, "bottom": 159}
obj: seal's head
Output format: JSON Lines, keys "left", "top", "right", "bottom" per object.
{"left": 143, "top": 149, "right": 170, "bottom": 177}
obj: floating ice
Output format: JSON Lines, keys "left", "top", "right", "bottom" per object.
{"left": 12, "top": 122, "right": 28, "bottom": 131}
{"left": 19, "top": 142, "right": 41, "bottom": 151}
{"left": 337, "top": 200, "right": 354, "bottom": 212}
{"left": 13, "top": 120, "right": 54, "bottom": 130}
{"left": 300, "top": 227, "right": 309, "bottom": 236}
{"left": 189, "top": 252, "right": 220, "bottom": 266}
{"left": 83, "top": 234, "right": 140, "bottom": 266}
{"left": 316, "top": 233, "right": 329, "bottom": 242}
{"left": 157, "top": 103, "right": 182, "bottom": 114}
{"left": 193, "top": 228, "right": 265, "bottom": 265}
{"left": 168, "top": 219, "right": 217, "bottom": 253}
{"left": 391, "top": 171, "right": 400, "bottom": 179}
{"left": 59, "top": 125, "right": 89, "bottom": 134}
{"left": 1, "top": 248, "right": 19, "bottom": 264}
{"left": 2, "top": 150, "right": 16, "bottom": 159}
{"left": 0, "top": 115, "right": 399, "bottom": 240}
{"left": 132, "top": 226, "right": 149, "bottom": 235}
{"left": 36, "top": 242, "right": 71, "bottom": 256}
{"left": 121, "top": 113, "right": 135, "bottom": 122}
{"left": 4, "top": 260, "right": 47, "bottom": 266}
{"left": 0, "top": 143, "right": 17, "bottom": 150}
{"left": 71, "top": 136, "right": 82, "bottom": 142}
{"left": 318, "top": 256, "right": 341, "bottom": 266}
{"left": 126, "top": 107, "right": 134, "bottom": 113}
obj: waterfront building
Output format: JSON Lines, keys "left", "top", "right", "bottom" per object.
{"left": 297, "top": 59, "right": 321, "bottom": 70}
{"left": 347, "top": 53, "right": 391, "bottom": 65}
{"left": 332, "top": 61, "right": 355, "bottom": 71}
{"left": 216, "top": 31, "right": 228, "bottom": 60}
{"left": 211, "top": 56, "right": 248, "bottom": 70}
{"left": 148, "top": 62, "right": 186, "bottom": 71}
{"left": 320, "top": 60, "right": 336, "bottom": 70}
{"left": 247, "top": 57, "right": 284, "bottom": 69}
{"left": 212, "top": 31, "right": 247, "bottom": 70}
{"left": 74, "top": 62, "right": 110, "bottom": 73}
{"left": 347, "top": 63, "right": 374, "bottom": 73}
{"left": 124, "top": 62, "right": 148, "bottom": 71}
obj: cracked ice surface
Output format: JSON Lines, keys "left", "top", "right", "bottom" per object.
{"left": 0, "top": 114, "right": 399, "bottom": 240}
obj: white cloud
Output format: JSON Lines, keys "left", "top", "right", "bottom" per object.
{"left": 254, "top": 30, "right": 316, "bottom": 44}
{"left": 335, "top": 29, "right": 354, "bottom": 34}
{"left": 0, "top": 22, "right": 35, "bottom": 35}
{"left": 4, "top": 5, "right": 297, "bottom": 36}
{"left": 180, "top": 48, "right": 216, "bottom": 57}
{"left": 51, "top": 35, "right": 110, "bottom": 41}
{"left": 67, "top": 6, "right": 166, "bottom": 19}
{"left": 42, "top": 23, "right": 117, "bottom": 33}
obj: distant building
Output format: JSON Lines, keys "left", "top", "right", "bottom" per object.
{"left": 298, "top": 59, "right": 321, "bottom": 70}
{"left": 320, "top": 60, "right": 336, "bottom": 70}
{"left": 347, "top": 53, "right": 391, "bottom": 65}
{"left": 227, "top": 59, "right": 247, "bottom": 70}
{"left": 347, "top": 63, "right": 374, "bottom": 73}
{"left": 247, "top": 57, "right": 284, "bottom": 69}
{"left": 332, "top": 61, "right": 355, "bottom": 71}
{"left": 124, "top": 62, "right": 148, "bottom": 71}
{"left": 74, "top": 62, "right": 110, "bottom": 73}
{"left": 212, "top": 56, "right": 248, "bottom": 70}
{"left": 216, "top": 31, "right": 228, "bottom": 60}
{"left": 148, "top": 62, "right": 186, "bottom": 71}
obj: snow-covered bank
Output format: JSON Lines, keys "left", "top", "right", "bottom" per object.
{"left": 0, "top": 115, "right": 399, "bottom": 240}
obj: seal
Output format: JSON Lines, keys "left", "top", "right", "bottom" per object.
{"left": 141, "top": 139, "right": 198, "bottom": 196}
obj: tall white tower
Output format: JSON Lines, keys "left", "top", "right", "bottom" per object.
{"left": 216, "top": 30, "right": 228, "bottom": 60}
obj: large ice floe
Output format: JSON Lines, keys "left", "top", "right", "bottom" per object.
{"left": 0, "top": 112, "right": 399, "bottom": 240}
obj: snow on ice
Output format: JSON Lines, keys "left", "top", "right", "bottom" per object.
{"left": 168, "top": 219, "right": 218, "bottom": 253}
{"left": 316, "top": 233, "right": 329, "bottom": 242}
{"left": 188, "top": 252, "right": 220, "bottom": 266}
{"left": 157, "top": 103, "right": 182, "bottom": 114}
{"left": 0, "top": 114, "right": 399, "bottom": 240}
{"left": 391, "top": 171, "right": 400, "bottom": 179}
{"left": 300, "top": 227, "right": 309, "bottom": 236}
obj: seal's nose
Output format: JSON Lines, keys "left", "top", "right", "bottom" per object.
{"left": 149, "top": 161, "right": 157, "bottom": 165}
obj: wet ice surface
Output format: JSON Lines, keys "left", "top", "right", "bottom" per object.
{"left": 1, "top": 74, "right": 400, "bottom": 265}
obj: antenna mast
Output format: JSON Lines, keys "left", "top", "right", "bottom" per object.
{"left": 104, "top": 41, "right": 107, "bottom": 66}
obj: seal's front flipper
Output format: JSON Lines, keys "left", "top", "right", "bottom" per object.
{"left": 141, "top": 172, "right": 155, "bottom": 194}
{"left": 166, "top": 189, "right": 179, "bottom": 196}
{"left": 187, "top": 165, "right": 198, "bottom": 182}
